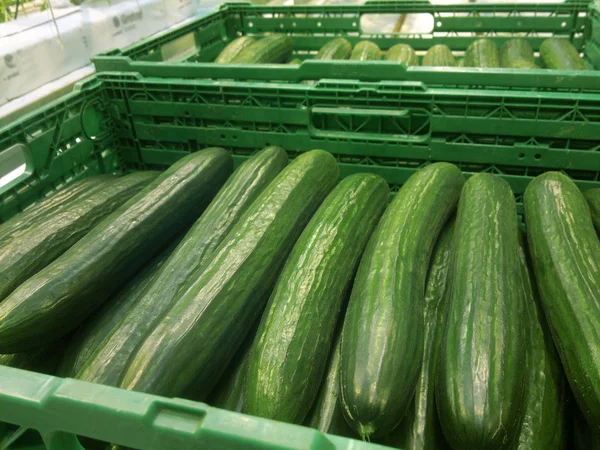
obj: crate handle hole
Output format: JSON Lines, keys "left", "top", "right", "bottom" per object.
{"left": 561, "top": 22, "right": 567, "bottom": 27}
{"left": 221, "top": 134, "right": 226, "bottom": 140}
{"left": 436, "top": 21, "right": 442, "bottom": 27}
{"left": 0, "top": 144, "right": 33, "bottom": 195}
{"left": 233, "top": 135, "right": 239, "bottom": 141}
{"left": 518, "top": 153, "right": 525, "bottom": 159}
{"left": 317, "top": 22, "right": 322, "bottom": 27}
{"left": 249, "top": 22, "right": 253, "bottom": 27}
{"left": 534, "top": 154, "right": 542, "bottom": 160}
{"left": 184, "top": 111, "right": 191, "bottom": 117}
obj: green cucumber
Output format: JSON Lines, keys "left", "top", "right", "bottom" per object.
{"left": 0, "top": 172, "right": 155, "bottom": 301}
{"left": 76, "top": 147, "right": 287, "bottom": 388}
{"left": 540, "top": 38, "right": 588, "bottom": 70}
{"left": 58, "top": 233, "right": 185, "bottom": 378}
{"left": 437, "top": 173, "right": 526, "bottom": 450}
{"left": 524, "top": 172, "right": 600, "bottom": 430}
{"left": 350, "top": 41, "right": 381, "bottom": 61}
{"left": 574, "top": 406, "right": 600, "bottom": 450}
{"left": 231, "top": 35, "right": 293, "bottom": 64}
{"left": 464, "top": 39, "right": 500, "bottom": 68}
{"left": 422, "top": 45, "right": 456, "bottom": 67}
{"left": 119, "top": 150, "right": 339, "bottom": 399}
{"left": 0, "top": 348, "right": 61, "bottom": 375}
{"left": 508, "top": 59, "right": 539, "bottom": 69}
{"left": 340, "top": 163, "right": 464, "bottom": 439}
{"left": 584, "top": 188, "right": 600, "bottom": 232}
{"left": 215, "top": 36, "right": 257, "bottom": 63}
{"left": 288, "top": 58, "right": 302, "bottom": 65}
{"left": 500, "top": 39, "right": 534, "bottom": 68}
{"left": 384, "top": 44, "right": 418, "bottom": 66}
{"left": 457, "top": 58, "right": 465, "bottom": 67}
{"left": 245, "top": 173, "right": 389, "bottom": 424}
{"left": 315, "top": 38, "right": 352, "bottom": 60}
{"left": 305, "top": 329, "right": 356, "bottom": 439}
{"left": 515, "top": 240, "right": 567, "bottom": 450}
{"left": 0, "top": 148, "right": 232, "bottom": 353}
{"left": 0, "top": 174, "right": 115, "bottom": 245}
{"left": 399, "top": 219, "right": 455, "bottom": 450}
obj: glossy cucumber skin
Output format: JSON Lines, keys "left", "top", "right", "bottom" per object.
{"left": 540, "top": 38, "right": 588, "bottom": 70}
{"left": 215, "top": 36, "right": 257, "bottom": 63}
{"left": 305, "top": 329, "right": 357, "bottom": 439}
{"left": 350, "top": 41, "right": 382, "bottom": 61}
{"left": 509, "top": 60, "right": 539, "bottom": 69}
{"left": 76, "top": 147, "right": 287, "bottom": 388}
{"left": 0, "top": 148, "right": 232, "bottom": 353}
{"left": 524, "top": 172, "right": 600, "bottom": 430}
{"left": 340, "top": 163, "right": 464, "bottom": 439}
{"left": 0, "top": 174, "right": 115, "bottom": 245}
{"left": 244, "top": 173, "right": 389, "bottom": 424}
{"left": 437, "top": 173, "right": 526, "bottom": 450}
{"left": 422, "top": 45, "right": 456, "bottom": 67}
{"left": 0, "top": 172, "right": 155, "bottom": 301}
{"left": 58, "top": 234, "right": 184, "bottom": 377}
{"left": 500, "top": 39, "right": 534, "bottom": 68}
{"left": 464, "top": 39, "right": 500, "bottom": 68}
{"left": 0, "top": 348, "right": 61, "bottom": 375}
{"left": 515, "top": 241, "right": 567, "bottom": 450}
{"left": 384, "top": 44, "right": 418, "bottom": 66}
{"left": 401, "top": 219, "right": 454, "bottom": 450}
{"left": 119, "top": 150, "right": 339, "bottom": 399}
{"left": 584, "top": 188, "right": 600, "bottom": 232}
{"left": 315, "top": 38, "right": 352, "bottom": 60}
{"left": 231, "top": 35, "right": 293, "bottom": 64}
{"left": 573, "top": 405, "right": 600, "bottom": 450}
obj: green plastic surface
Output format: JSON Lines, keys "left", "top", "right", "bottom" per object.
{"left": 1, "top": 69, "right": 600, "bottom": 447}
{"left": 91, "top": 1, "right": 600, "bottom": 90}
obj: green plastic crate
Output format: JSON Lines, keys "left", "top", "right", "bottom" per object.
{"left": 92, "top": 0, "right": 600, "bottom": 91}
{"left": 1, "top": 71, "right": 600, "bottom": 448}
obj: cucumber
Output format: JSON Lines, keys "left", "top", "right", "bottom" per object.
{"left": 350, "top": 41, "right": 381, "bottom": 61}
{"left": 0, "top": 348, "right": 61, "bottom": 375}
{"left": 524, "top": 172, "right": 600, "bottom": 430}
{"left": 0, "top": 172, "right": 155, "bottom": 302}
{"left": 315, "top": 38, "right": 352, "bottom": 60}
{"left": 500, "top": 38, "right": 534, "bottom": 68}
{"left": 437, "top": 173, "right": 526, "bottom": 450}
{"left": 540, "top": 38, "right": 588, "bottom": 70}
{"left": 305, "top": 329, "right": 356, "bottom": 439}
{"left": 515, "top": 240, "right": 567, "bottom": 450}
{"left": 76, "top": 147, "right": 287, "bottom": 388}
{"left": 0, "top": 174, "right": 115, "bottom": 245}
{"left": 384, "top": 44, "right": 418, "bottom": 66}
{"left": 58, "top": 233, "right": 185, "bottom": 377}
{"left": 464, "top": 39, "right": 500, "bottom": 68}
{"left": 456, "top": 58, "right": 465, "bottom": 67}
{"left": 584, "top": 188, "right": 600, "bottom": 232}
{"left": 244, "top": 173, "right": 389, "bottom": 424}
{"left": 231, "top": 35, "right": 293, "bottom": 64}
{"left": 0, "top": 148, "right": 232, "bottom": 353}
{"left": 400, "top": 219, "right": 455, "bottom": 450}
{"left": 119, "top": 150, "right": 339, "bottom": 398}
{"left": 574, "top": 406, "right": 600, "bottom": 450}
{"left": 215, "top": 36, "right": 257, "bottom": 63}
{"left": 340, "top": 162, "right": 464, "bottom": 439}
{"left": 288, "top": 58, "right": 302, "bottom": 65}
{"left": 508, "top": 59, "right": 539, "bottom": 69}
{"left": 422, "top": 45, "right": 456, "bottom": 67}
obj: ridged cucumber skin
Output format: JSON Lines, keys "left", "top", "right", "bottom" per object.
{"left": 0, "top": 172, "right": 156, "bottom": 302}
{"left": 422, "top": 45, "right": 456, "bottom": 67}
{"left": 231, "top": 35, "right": 294, "bottom": 64}
{"left": 436, "top": 173, "right": 526, "bottom": 450}
{"left": 500, "top": 39, "right": 534, "bottom": 68}
{"left": 244, "top": 173, "right": 389, "bottom": 424}
{"left": 515, "top": 241, "right": 567, "bottom": 450}
{"left": 0, "top": 174, "right": 115, "bottom": 245}
{"left": 584, "top": 189, "right": 600, "bottom": 232}
{"left": 0, "top": 348, "right": 61, "bottom": 375}
{"left": 315, "top": 38, "right": 352, "bottom": 60}
{"left": 350, "top": 41, "right": 382, "bottom": 61}
{"left": 76, "top": 147, "right": 287, "bottom": 388}
{"left": 384, "top": 44, "right": 418, "bottom": 66}
{"left": 540, "top": 38, "right": 588, "bottom": 70}
{"left": 305, "top": 330, "right": 357, "bottom": 439}
{"left": 215, "top": 36, "right": 257, "bottom": 63}
{"left": 400, "top": 219, "right": 455, "bottom": 450}
{"left": 340, "top": 163, "right": 464, "bottom": 439}
{"left": 119, "top": 150, "right": 339, "bottom": 399}
{"left": 58, "top": 233, "right": 184, "bottom": 378}
{"left": 0, "top": 148, "right": 232, "bottom": 353}
{"left": 288, "top": 58, "right": 302, "bottom": 65}
{"left": 464, "top": 39, "right": 500, "bottom": 68}
{"left": 508, "top": 59, "right": 539, "bottom": 69}
{"left": 524, "top": 172, "right": 600, "bottom": 431}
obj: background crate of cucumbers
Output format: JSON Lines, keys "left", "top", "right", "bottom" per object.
{"left": 90, "top": 0, "right": 600, "bottom": 90}
{"left": 0, "top": 69, "right": 600, "bottom": 449}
